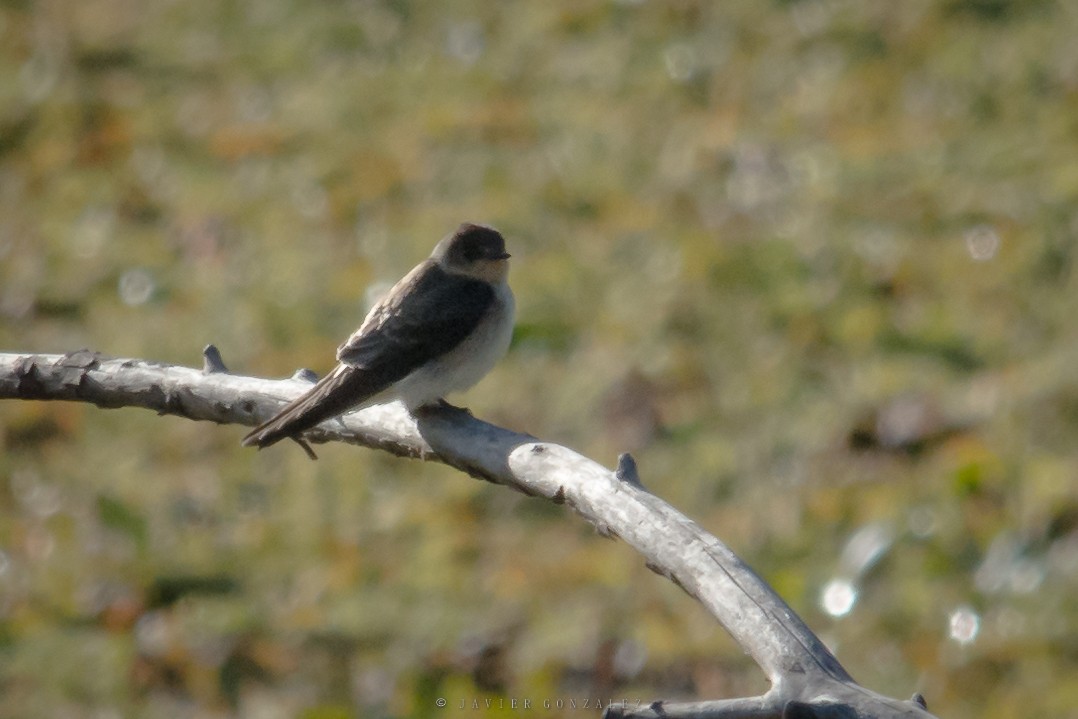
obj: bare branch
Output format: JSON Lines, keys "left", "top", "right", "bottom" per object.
{"left": 0, "top": 349, "right": 937, "bottom": 719}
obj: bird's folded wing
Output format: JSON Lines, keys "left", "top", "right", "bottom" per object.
{"left": 335, "top": 261, "right": 495, "bottom": 381}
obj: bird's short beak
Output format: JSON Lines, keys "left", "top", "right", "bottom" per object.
{"left": 493, "top": 252, "right": 511, "bottom": 260}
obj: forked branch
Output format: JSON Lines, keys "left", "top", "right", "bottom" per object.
{"left": 0, "top": 349, "right": 936, "bottom": 719}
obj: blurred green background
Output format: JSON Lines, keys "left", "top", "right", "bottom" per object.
{"left": 1, "top": 1, "right": 1077, "bottom": 717}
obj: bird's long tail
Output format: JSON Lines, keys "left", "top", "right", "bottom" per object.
{"left": 241, "top": 365, "right": 374, "bottom": 454}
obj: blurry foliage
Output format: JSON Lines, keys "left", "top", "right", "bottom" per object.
{"left": 1, "top": 1, "right": 1077, "bottom": 717}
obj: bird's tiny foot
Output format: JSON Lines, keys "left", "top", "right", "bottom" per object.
{"left": 437, "top": 398, "right": 473, "bottom": 416}
{"left": 413, "top": 399, "right": 472, "bottom": 419}
{"left": 291, "top": 436, "right": 318, "bottom": 460}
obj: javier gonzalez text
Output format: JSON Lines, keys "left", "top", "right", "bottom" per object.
{"left": 439, "top": 697, "right": 645, "bottom": 711}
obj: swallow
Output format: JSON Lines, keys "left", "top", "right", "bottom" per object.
{"left": 242, "top": 222, "right": 514, "bottom": 458}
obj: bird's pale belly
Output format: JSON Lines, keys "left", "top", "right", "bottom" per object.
{"left": 396, "top": 285, "right": 515, "bottom": 410}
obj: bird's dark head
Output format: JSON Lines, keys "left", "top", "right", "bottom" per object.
{"left": 435, "top": 223, "right": 511, "bottom": 282}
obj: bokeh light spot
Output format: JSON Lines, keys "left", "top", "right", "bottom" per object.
{"left": 664, "top": 43, "right": 698, "bottom": 83}
{"left": 118, "top": 268, "right": 156, "bottom": 306}
{"left": 964, "top": 224, "right": 1000, "bottom": 262}
{"left": 948, "top": 606, "right": 980, "bottom": 645}
{"left": 840, "top": 522, "right": 894, "bottom": 578}
{"left": 71, "top": 206, "right": 115, "bottom": 259}
{"left": 445, "top": 20, "right": 485, "bottom": 66}
{"left": 820, "top": 578, "right": 858, "bottom": 618}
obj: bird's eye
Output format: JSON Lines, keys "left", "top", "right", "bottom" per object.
{"left": 463, "top": 240, "right": 499, "bottom": 261}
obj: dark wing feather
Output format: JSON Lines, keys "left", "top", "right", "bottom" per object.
{"left": 240, "top": 364, "right": 381, "bottom": 451}
{"left": 336, "top": 262, "right": 495, "bottom": 377}
{"left": 242, "top": 262, "right": 493, "bottom": 453}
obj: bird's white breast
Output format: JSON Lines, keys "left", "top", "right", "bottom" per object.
{"left": 395, "top": 281, "right": 515, "bottom": 410}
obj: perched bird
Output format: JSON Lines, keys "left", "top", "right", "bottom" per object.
{"left": 242, "top": 223, "right": 514, "bottom": 458}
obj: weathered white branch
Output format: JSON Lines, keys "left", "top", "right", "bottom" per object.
{"left": 0, "top": 350, "right": 936, "bottom": 719}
